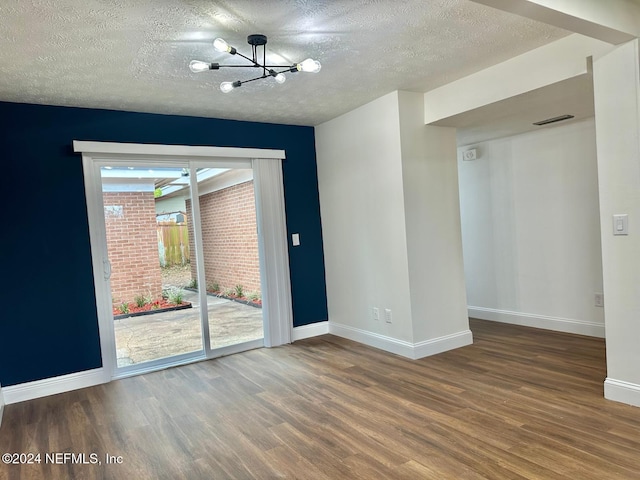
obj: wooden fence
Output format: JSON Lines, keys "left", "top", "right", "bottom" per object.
{"left": 157, "top": 221, "right": 190, "bottom": 267}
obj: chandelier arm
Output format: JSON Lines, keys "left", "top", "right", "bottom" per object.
{"left": 263, "top": 45, "right": 267, "bottom": 78}
{"left": 237, "top": 74, "right": 271, "bottom": 86}
{"left": 216, "top": 64, "right": 292, "bottom": 68}
{"left": 233, "top": 51, "right": 259, "bottom": 65}
{"left": 216, "top": 64, "right": 267, "bottom": 68}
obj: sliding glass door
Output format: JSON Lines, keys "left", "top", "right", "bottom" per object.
{"left": 96, "top": 160, "right": 264, "bottom": 377}
{"left": 190, "top": 167, "right": 264, "bottom": 351}
{"left": 77, "top": 141, "right": 293, "bottom": 382}
{"left": 101, "top": 164, "right": 205, "bottom": 370}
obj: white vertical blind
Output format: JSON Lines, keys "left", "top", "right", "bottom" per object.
{"left": 253, "top": 158, "right": 293, "bottom": 347}
{"left": 0, "top": 382, "right": 5, "bottom": 428}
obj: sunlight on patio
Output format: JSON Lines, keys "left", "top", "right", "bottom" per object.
{"left": 114, "top": 290, "right": 263, "bottom": 366}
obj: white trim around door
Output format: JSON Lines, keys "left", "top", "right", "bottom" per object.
{"left": 74, "top": 141, "right": 293, "bottom": 382}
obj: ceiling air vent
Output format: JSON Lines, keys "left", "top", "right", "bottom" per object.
{"left": 533, "top": 114, "right": 575, "bottom": 126}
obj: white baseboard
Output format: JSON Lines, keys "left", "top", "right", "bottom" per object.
{"left": 329, "top": 322, "right": 472, "bottom": 360}
{"left": 604, "top": 378, "right": 640, "bottom": 408}
{"left": 3, "top": 368, "right": 108, "bottom": 405}
{"left": 292, "top": 321, "right": 329, "bottom": 341}
{"left": 468, "top": 306, "right": 605, "bottom": 338}
{"left": 413, "top": 330, "right": 474, "bottom": 358}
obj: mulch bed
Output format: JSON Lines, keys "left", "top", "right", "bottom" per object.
{"left": 113, "top": 299, "right": 192, "bottom": 320}
{"left": 184, "top": 288, "right": 262, "bottom": 308}
{"left": 212, "top": 292, "right": 262, "bottom": 309}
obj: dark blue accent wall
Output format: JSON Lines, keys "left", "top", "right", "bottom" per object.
{"left": 0, "top": 101, "right": 328, "bottom": 387}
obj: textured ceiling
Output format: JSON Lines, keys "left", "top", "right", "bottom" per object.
{"left": 0, "top": 0, "right": 569, "bottom": 126}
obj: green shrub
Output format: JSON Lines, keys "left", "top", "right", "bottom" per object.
{"left": 118, "top": 303, "right": 130, "bottom": 314}
{"left": 248, "top": 291, "right": 261, "bottom": 302}
{"left": 168, "top": 288, "right": 184, "bottom": 305}
{"left": 134, "top": 294, "right": 149, "bottom": 308}
{"left": 235, "top": 284, "right": 244, "bottom": 298}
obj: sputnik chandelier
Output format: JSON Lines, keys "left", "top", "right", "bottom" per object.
{"left": 189, "top": 34, "right": 321, "bottom": 93}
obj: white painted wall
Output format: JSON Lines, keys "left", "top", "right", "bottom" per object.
{"left": 315, "top": 92, "right": 414, "bottom": 343}
{"left": 592, "top": 39, "right": 640, "bottom": 407}
{"left": 316, "top": 91, "right": 472, "bottom": 357}
{"left": 459, "top": 118, "right": 605, "bottom": 336}
{"left": 398, "top": 92, "right": 470, "bottom": 342}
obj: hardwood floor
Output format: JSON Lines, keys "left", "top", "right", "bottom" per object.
{"left": 2, "top": 319, "right": 640, "bottom": 479}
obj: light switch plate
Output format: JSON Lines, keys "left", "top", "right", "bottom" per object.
{"left": 292, "top": 233, "right": 300, "bottom": 246}
{"left": 613, "top": 214, "right": 628, "bottom": 235}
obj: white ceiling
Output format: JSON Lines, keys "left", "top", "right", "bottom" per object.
{"left": 0, "top": 0, "right": 570, "bottom": 127}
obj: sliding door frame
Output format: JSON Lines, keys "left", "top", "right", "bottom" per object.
{"left": 75, "top": 141, "right": 293, "bottom": 381}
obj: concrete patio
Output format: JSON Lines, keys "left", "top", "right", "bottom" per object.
{"left": 114, "top": 289, "right": 263, "bottom": 367}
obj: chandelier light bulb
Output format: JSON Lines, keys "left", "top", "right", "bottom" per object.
{"left": 213, "top": 37, "right": 231, "bottom": 53}
{"left": 220, "top": 81, "right": 241, "bottom": 93}
{"left": 220, "top": 81, "right": 235, "bottom": 93}
{"left": 189, "top": 60, "right": 211, "bottom": 73}
{"left": 296, "top": 58, "right": 321, "bottom": 73}
{"left": 269, "top": 69, "right": 286, "bottom": 84}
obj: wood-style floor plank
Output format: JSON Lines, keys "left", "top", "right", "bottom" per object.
{"left": 1, "top": 319, "right": 640, "bottom": 479}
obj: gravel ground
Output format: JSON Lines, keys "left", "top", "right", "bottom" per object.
{"left": 161, "top": 264, "right": 193, "bottom": 288}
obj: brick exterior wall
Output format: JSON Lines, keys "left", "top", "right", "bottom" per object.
{"left": 186, "top": 180, "right": 261, "bottom": 294}
{"left": 103, "top": 191, "right": 163, "bottom": 304}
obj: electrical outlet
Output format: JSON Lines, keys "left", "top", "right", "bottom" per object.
{"left": 385, "top": 309, "right": 392, "bottom": 324}
{"left": 373, "top": 307, "right": 379, "bottom": 321}
{"left": 595, "top": 293, "right": 604, "bottom": 307}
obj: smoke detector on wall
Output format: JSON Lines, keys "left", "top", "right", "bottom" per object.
{"left": 462, "top": 149, "right": 477, "bottom": 161}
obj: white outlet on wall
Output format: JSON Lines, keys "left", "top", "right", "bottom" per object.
{"left": 385, "top": 308, "right": 392, "bottom": 324}
{"left": 373, "top": 307, "right": 379, "bottom": 321}
{"left": 595, "top": 293, "right": 604, "bottom": 307}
